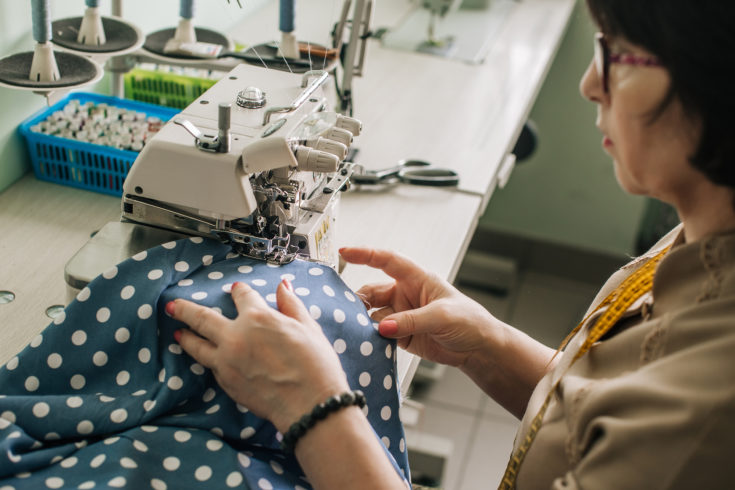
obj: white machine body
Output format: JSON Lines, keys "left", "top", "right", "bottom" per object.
{"left": 122, "top": 63, "right": 360, "bottom": 266}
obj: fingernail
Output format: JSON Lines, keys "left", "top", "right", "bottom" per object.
{"left": 281, "top": 278, "right": 294, "bottom": 292}
{"left": 165, "top": 301, "right": 175, "bottom": 316}
{"left": 379, "top": 319, "right": 398, "bottom": 336}
{"left": 231, "top": 281, "right": 241, "bottom": 291}
{"left": 173, "top": 330, "right": 182, "bottom": 343}
{"left": 338, "top": 247, "right": 346, "bottom": 254}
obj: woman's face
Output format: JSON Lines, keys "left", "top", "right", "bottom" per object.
{"left": 580, "top": 34, "right": 702, "bottom": 206}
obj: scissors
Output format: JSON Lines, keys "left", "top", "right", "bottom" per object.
{"left": 351, "top": 159, "right": 459, "bottom": 187}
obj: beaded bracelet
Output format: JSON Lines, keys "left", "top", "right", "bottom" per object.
{"left": 280, "top": 390, "right": 367, "bottom": 452}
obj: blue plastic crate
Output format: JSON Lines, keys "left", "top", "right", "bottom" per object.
{"left": 18, "top": 92, "right": 179, "bottom": 197}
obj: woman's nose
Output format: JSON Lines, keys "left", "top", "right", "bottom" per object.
{"left": 580, "top": 59, "right": 604, "bottom": 104}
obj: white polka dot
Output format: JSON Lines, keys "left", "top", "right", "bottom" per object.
{"left": 108, "top": 476, "right": 126, "bottom": 487}
{"left": 66, "top": 396, "right": 83, "bottom": 408}
{"left": 0, "top": 411, "right": 14, "bottom": 423}
{"left": 203, "top": 388, "right": 216, "bottom": 402}
{"left": 206, "top": 404, "right": 221, "bottom": 414}
{"left": 92, "top": 351, "right": 108, "bottom": 366}
{"left": 226, "top": 471, "right": 244, "bottom": 487}
{"left": 190, "top": 363, "right": 205, "bottom": 375}
{"left": 265, "top": 293, "right": 276, "bottom": 303}
{"left": 60, "top": 456, "right": 78, "bottom": 468}
{"left": 142, "top": 425, "right": 158, "bottom": 433}
{"left": 132, "top": 390, "right": 146, "bottom": 396}
{"left": 384, "top": 375, "right": 393, "bottom": 390}
{"left": 162, "top": 241, "right": 177, "bottom": 249}
{"left": 382, "top": 436, "right": 391, "bottom": 448}
{"left": 251, "top": 279, "right": 266, "bottom": 287}
{"left": 333, "top": 339, "right": 347, "bottom": 354}
{"left": 386, "top": 344, "right": 393, "bottom": 359}
{"left": 308, "top": 267, "right": 324, "bottom": 276}
{"left": 120, "top": 457, "right": 137, "bottom": 469}
{"left": 208, "top": 271, "right": 223, "bottom": 280}
{"left": 309, "top": 305, "right": 321, "bottom": 319}
{"left": 99, "top": 395, "right": 115, "bottom": 403}
{"left": 70, "top": 374, "right": 85, "bottom": 390}
{"left": 138, "top": 348, "right": 151, "bottom": 363}
{"left": 151, "top": 478, "right": 167, "bottom": 490}
{"left": 71, "top": 330, "right": 87, "bottom": 346}
{"left": 240, "top": 427, "right": 256, "bottom": 439}
{"left": 134, "top": 440, "right": 149, "bottom": 452}
{"left": 45, "top": 477, "right": 64, "bottom": 488}
{"left": 202, "top": 255, "right": 213, "bottom": 266}
{"left": 163, "top": 457, "right": 180, "bottom": 471}
{"left": 103, "top": 266, "right": 118, "bottom": 279}
{"left": 0, "top": 418, "right": 10, "bottom": 430}
{"left": 381, "top": 406, "right": 392, "bottom": 421}
{"left": 47, "top": 353, "right": 63, "bottom": 369}
{"left": 77, "top": 420, "right": 94, "bottom": 435}
{"left": 168, "top": 344, "right": 182, "bottom": 355}
{"left": 158, "top": 369, "right": 166, "bottom": 382}
{"left": 115, "top": 328, "right": 131, "bottom": 343}
{"left": 226, "top": 252, "right": 238, "bottom": 260}
{"left": 5, "top": 356, "right": 19, "bottom": 370}
{"left": 53, "top": 310, "right": 66, "bottom": 325}
{"left": 238, "top": 265, "right": 253, "bottom": 274}
{"left": 333, "top": 309, "right": 346, "bottom": 323}
{"left": 210, "top": 427, "right": 223, "bottom": 437}
{"left": 360, "top": 341, "right": 374, "bottom": 356}
{"left": 75, "top": 440, "right": 88, "bottom": 449}
{"left": 322, "top": 285, "right": 335, "bottom": 297}
{"left": 25, "top": 376, "right": 39, "bottom": 392}
{"left": 207, "top": 439, "right": 224, "bottom": 451}
{"left": 121, "top": 285, "right": 135, "bottom": 300}
{"left": 192, "top": 291, "right": 207, "bottom": 300}
{"left": 400, "top": 438, "right": 406, "bottom": 452}
{"left": 175, "top": 261, "right": 189, "bottom": 272}
{"left": 167, "top": 376, "right": 183, "bottom": 390}
{"left": 359, "top": 372, "right": 371, "bottom": 387}
{"left": 238, "top": 452, "right": 251, "bottom": 468}
{"left": 110, "top": 409, "right": 127, "bottom": 423}
{"left": 96, "top": 308, "right": 110, "bottom": 323}
{"left": 270, "top": 460, "right": 284, "bottom": 474}
{"left": 258, "top": 478, "right": 273, "bottom": 490}
{"left": 90, "top": 454, "right": 106, "bottom": 468}
{"left": 190, "top": 237, "right": 203, "bottom": 244}
{"left": 280, "top": 273, "right": 295, "bottom": 281}
{"left": 116, "top": 371, "right": 130, "bottom": 386}
{"left": 31, "top": 334, "right": 43, "bottom": 348}
{"left": 236, "top": 403, "right": 249, "bottom": 413}
{"left": 295, "top": 287, "right": 310, "bottom": 296}
{"left": 195, "top": 466, "right": 212, "bottom": 481}
{"left": 178, "top": 279, "right": 193, "bottom": 287}
{"left": 133, "top": 250, "right": 147, "bottom": 261}
{"left": 77, "top": 287, "right": 91, "bottom": 302}
{"left": 148, "top": 269, "right": 163, "bottom": 280}
{"left": 78, "top": 481, "right": 95, "bottom": 489}
{"left": 104, "top": 436, "right": 120, "bottom": 445}
{"left": 138, "top": 304, "right": 153, "bottom": 319}
{"left": 33, "top": 402, "right": 50, "bottom": 418}
{"left": 357, "top": 313, "right": 369, "bottom": 326}
{"left": 174, "top": 430, "right": 191, "bottom": 442}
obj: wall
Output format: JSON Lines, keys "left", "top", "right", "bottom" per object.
{"left": 478, "top": 0, "right": 646, "bottom": 257}
{"left": 0, "top": 0, "right": 270, "bottom": 194}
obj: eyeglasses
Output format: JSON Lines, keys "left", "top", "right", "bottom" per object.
{"left": 594, "top": 32, "right": 663, "bottom": 93}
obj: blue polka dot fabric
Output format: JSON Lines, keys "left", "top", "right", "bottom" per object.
{"left": 0, "top": 237, "right": 410, "bottom": 489}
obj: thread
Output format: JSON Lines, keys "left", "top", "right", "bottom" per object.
{"left": 180, "top": 0, "right": 195, "bottom": 20}
{"left": 280, "top": 0, "right": 295, "bottom": 33}
{"left": 31, "top": 0, "right": 52, "bottom": 43}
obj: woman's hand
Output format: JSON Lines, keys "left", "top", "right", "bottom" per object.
{"left": 167, "top": 279, "right": 350, "bottom": 433}
{"left": 339, "top": 247, "right": 497, "bottom": 369}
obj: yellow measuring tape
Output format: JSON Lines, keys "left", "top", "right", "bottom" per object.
{"left": 498, "top": 246, "right": 671, "bottom": 489}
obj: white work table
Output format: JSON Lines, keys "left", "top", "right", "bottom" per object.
{"left": 0, "top": 0, "right": 574, "bottom": 391}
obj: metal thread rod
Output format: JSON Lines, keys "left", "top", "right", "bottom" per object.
{"left": 218, "top": 103, "right": 231, "bottom": 153}
{"left": 180, "top": 0, "right": 195, "bottom": 19}
{"left": 280, "top": 0, "right": 295, "bottom": 32}
{"left": 31, "top": 0, "right": 52, "bottom": 43}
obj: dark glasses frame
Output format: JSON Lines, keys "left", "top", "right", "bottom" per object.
{"left": 594, "top": 32, "right": 663, "bottom": 93}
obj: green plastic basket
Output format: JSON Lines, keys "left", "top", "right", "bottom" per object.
{"left": 123, "top": 67, "right": 220, "bottom": 109}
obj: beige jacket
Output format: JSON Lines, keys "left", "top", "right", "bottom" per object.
{"left": 515, "top": 224, "right": 735, "bottom": 489}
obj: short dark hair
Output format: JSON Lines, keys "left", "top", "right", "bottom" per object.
{"left": 585, "top": 0, "right": 735, "bottom": 190}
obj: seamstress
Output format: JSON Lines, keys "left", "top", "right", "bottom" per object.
{"left": 166, "top": 0, "right": 735, "bottom": 488}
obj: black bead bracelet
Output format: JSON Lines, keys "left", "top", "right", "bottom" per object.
{"left": 280, "top": 390, "right": 367, "bottom": 452}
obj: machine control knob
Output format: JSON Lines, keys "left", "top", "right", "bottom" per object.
{"left": 237, "top": 86, "right": 267, "bottom": 109}
{"left": 335, "top": 114, "right": 362, "bottom": 136}
{"left": 323, "top": 127, "right": 353, "bottom": 147}
{"left": 294, "top": 146, "right": 340, "bottom": 173}
{"left": 306, "top": 137, "right": 348, "bottom": 160}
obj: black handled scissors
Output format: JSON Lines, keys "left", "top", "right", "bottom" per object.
{"left": 351, "top": 160, "right": 459, "bottom": 187}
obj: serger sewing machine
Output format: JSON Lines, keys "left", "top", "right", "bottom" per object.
{"left": 64, "top": 62, "right": 361, "bottom": 298}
